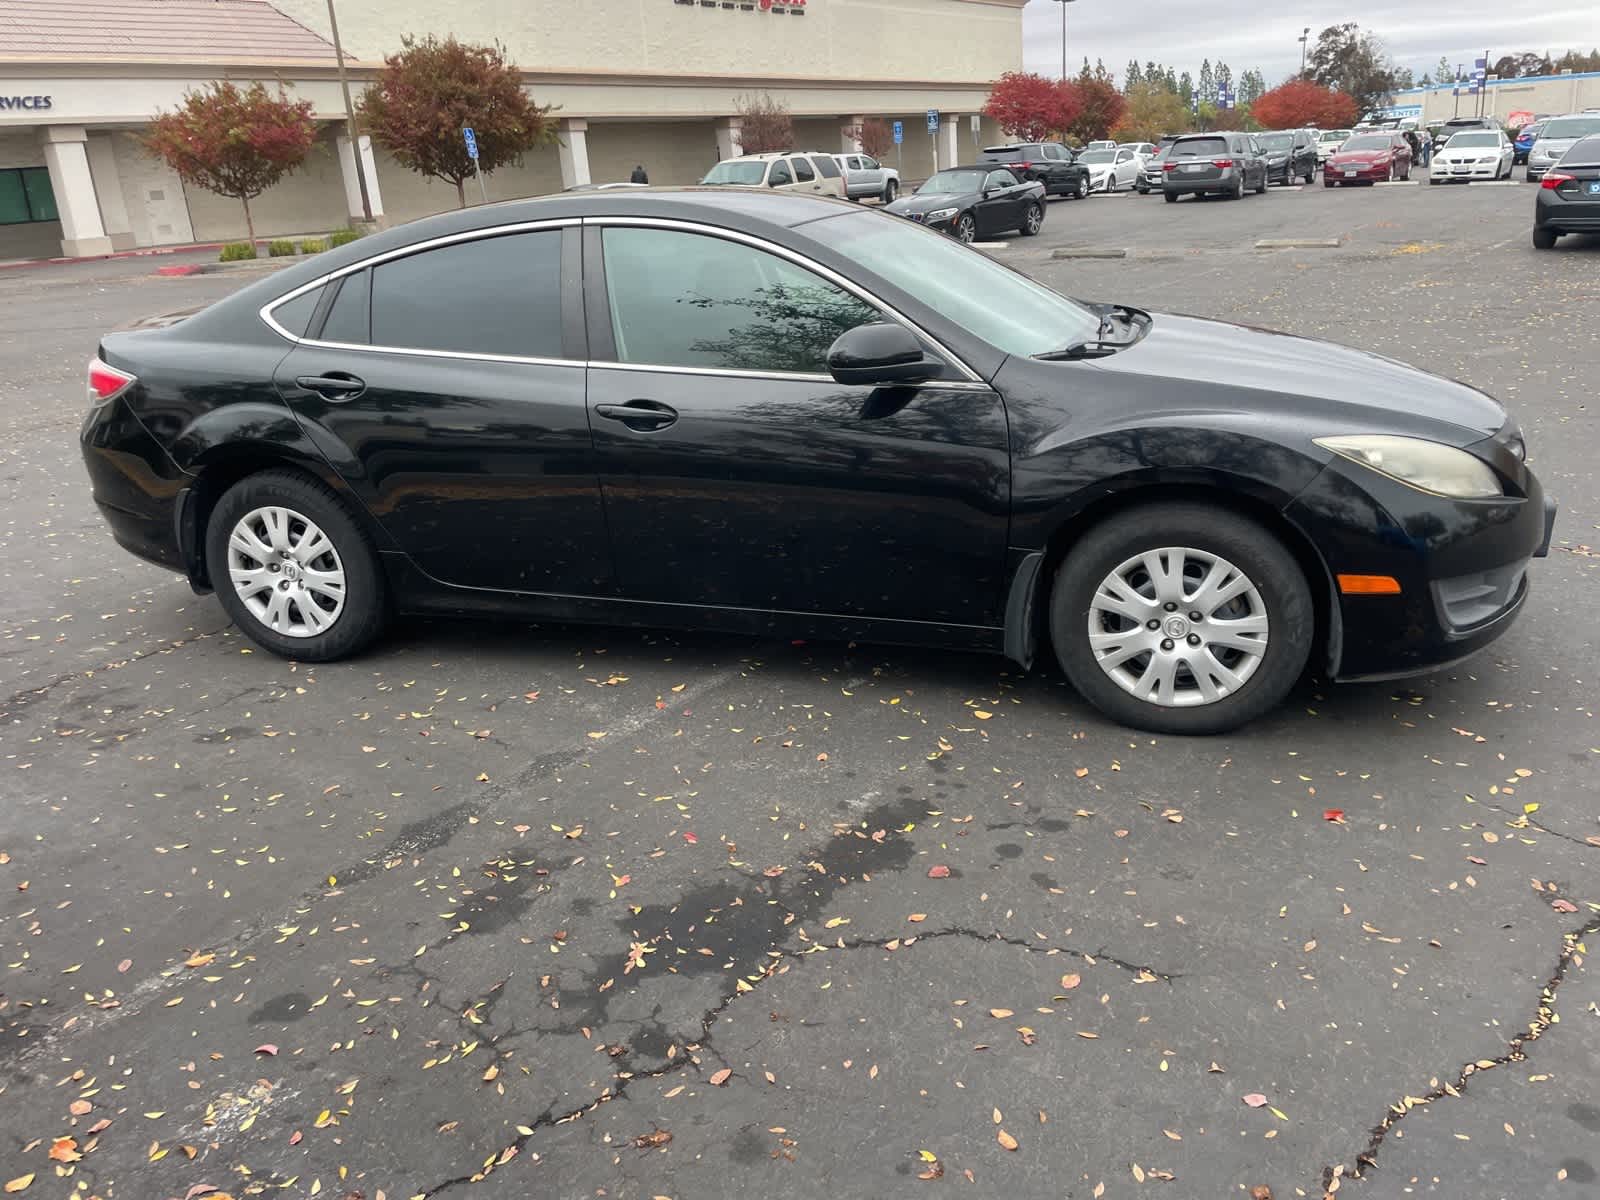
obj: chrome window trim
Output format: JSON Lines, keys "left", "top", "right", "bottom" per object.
{"left": 257, "top": 218, "right": 579, "bottom": 344}
{"left": 585, "top": 215, "right": 984, "bottom": 382}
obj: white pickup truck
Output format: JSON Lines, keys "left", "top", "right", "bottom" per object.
{"left": 832, "top": 152, "right": 900, "bottom": 203}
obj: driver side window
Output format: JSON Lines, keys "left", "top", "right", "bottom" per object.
{"left": 791, "top": 156, "right": 816, "bottom": 182}
{"left": 985, "top": 170, "right": 1018, "bottom": 189}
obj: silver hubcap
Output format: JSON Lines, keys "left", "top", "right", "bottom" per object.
{"left": 1086, "top": 547, "right": 1269, "bottom": 708}
{"left": 1026, "top": 206, "right": 1041, "bottom": 231}
{"left": 957, "top": 217, "right": 974, "bottom": 242}
{"left": 228, "top": 506, "right": 347, "bottom": 638}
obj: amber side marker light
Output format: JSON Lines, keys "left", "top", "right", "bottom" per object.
{"left": 1337, "top": 574, "right": 1402, "bottom": 595}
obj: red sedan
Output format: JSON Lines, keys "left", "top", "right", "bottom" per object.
{"left": 1324, "top": 132, "right": 1413, "bottom": 186}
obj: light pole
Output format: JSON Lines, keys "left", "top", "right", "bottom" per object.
{"left": 1052, "top": 0, "right": 1077, "bottom": 82}
{"left": 1298, "top": 26, "right": 1311, "bottom": 77}
{"left": 325, "top": 0, "right": 372, "bottom": 224}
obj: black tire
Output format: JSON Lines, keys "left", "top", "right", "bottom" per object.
{"left": 205, "top": 468, "right": 388, "bottom": 662}
{"left": 882, "top": 179, "right": 898, "bottom": 203}
{"left": 954, "top": 213, "right": 977, "bottom": 243}
{"left": 1048, "top": 504, "right": 1314, "bottom": 735}
{"left": 1230, "top": 176, "right": 1245, "bottom": 200}
{"left": 1019, "top": 201, "right": 1043, "bottom": 236}
{"left": 1164, "top": 190, "right": 1178, "bottom": 203}
{"left": 1254, "top": 172, "right": 1267, "bottom": 195}
{"left": 1136, "top": 184, "right": 1148, "bottom": 194}
{"left": 1532, "top": 226, "right": 1558, "bottom": 250}
{"left": 1074, "top": 176, "right": 1090, "bottom": 200}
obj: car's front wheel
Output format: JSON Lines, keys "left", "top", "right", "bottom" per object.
{"left": 1020, "top": 201, "right": 1043, "bottom": 236}
{"left": 1048, "top": 504, "right": 1314, "bottom": 734}
{"left": 953, "top": 213, "right": 977, "bottom": 243}
{"left": 205, "top": 469, "right": 388, "bottom": 661}
{"left": 1074, "top": 177, "right": 1090, "bottom": 200}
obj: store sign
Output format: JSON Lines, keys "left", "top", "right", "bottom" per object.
{"left": 672, "top": 0, "right": 807, "bottom": 12}
{"left": 0, "top": 94, "right": 52, "bottom": 111}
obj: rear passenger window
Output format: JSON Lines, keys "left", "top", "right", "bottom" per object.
{"left": 272, "top": 285, "right": 323, "bottom": 337}
{"left": 813, "top": 155, "right": 840, "bottom": 179}
{"left": 367, "top": 231, "right": 564, "bottom": 359}
{"left": 319, "top": 270, "right": 370, "bottom": 345}
{"left": 791, "top": 156, "right": 815, "bottom": 182}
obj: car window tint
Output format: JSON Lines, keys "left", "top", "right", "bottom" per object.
{"left": 320, "top": 270, "right": 370, "bottom": 345}
{"left": 369, "top": 231, "right": 563, "bottom": 358}
{"left": 845, "top": 156, "right": 860, "bottom": 169}
{"left": 769, "top": 160, "right": 792, "bottom": 186}
{"left": 273, "top": 285, "right": 324, "bottom": 337}
{"left": 601, "top": 227, "right": 880, "bottom": 375}
{"left": 863, "top": 156, "right": 878, "bottom": 169}
{"left": 812, "top": 155, "right": 840, "bottom": 179}
{"left": 1042, "top": 144, "right": 1062, "bottom": 159}
{"left": 1176, "top": 137, "right": 1227, "bottom": 156}
{"left": 791, "top": 156, "right": 815, "bottom": 182}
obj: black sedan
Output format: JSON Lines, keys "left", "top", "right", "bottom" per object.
{"left": 1533, "top": 133, "right": 1600, "bottom": 249}
{"left": 82, "top": 190, "right": 1555, "bottom": 734}
{"left": 883, "top": 167, "right": 1045, "bottom": 242}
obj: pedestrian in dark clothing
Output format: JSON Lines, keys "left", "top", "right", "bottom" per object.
{"left": 630, "top": 165, "right": 649, "bottom": 184}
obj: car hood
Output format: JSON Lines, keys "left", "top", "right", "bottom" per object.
{"left": 1083, "top": 312, "right": 1507, "bottom": 440}
{"left": 1329, "top": 150, "right": 1389, "bottom": 162}
{"left": 885, "top": 190, "right": 974, "bottom": 215}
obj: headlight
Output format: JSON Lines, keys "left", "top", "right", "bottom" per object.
{"left": 1314, "top": 435, "right": 1502, "bottom": 499}
{"left": 923, "top": 207, "right": 957, "bottom": 222}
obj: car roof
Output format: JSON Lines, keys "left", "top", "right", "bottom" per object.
{"left": 737, "top": 150, "right": 835, "bottom": 160}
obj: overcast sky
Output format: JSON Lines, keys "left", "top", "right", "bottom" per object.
{"left": 1020, "top": 1, "right": 1600, "bottom": 86}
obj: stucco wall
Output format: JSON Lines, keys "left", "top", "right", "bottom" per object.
{"left": 183, "top": 127, "right": 349, "bottom": 241}
{"left": 271, "top": 0, "right": 1023, "bottom": 84}
{"left": 587, "top": 121, "right": 718, "bottom": 186}
{"left": 0, "top": 130, "right": 61, "bottom": 258}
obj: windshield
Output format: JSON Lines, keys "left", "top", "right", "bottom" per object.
{"left": 701, "top": 160, "right": 768, "bottom": 186}
{"left": 1078, "top": 150, "right": 1116, "bottom": 163}
{"left": 1341, "top": 135, "right": 1391, "bottom": 151}
{"left": 1257, "top": 134, "right": 1294, "bottom": 150}
{"left": 920, "top": 169, "right": 985, "bottom": 193}
{"left": 1319, "top": 130, "right": 1350, "bottom": 143}
{"left": 1541, "top": 116, "right": 1600, "bottom": 141}
{"left": 1519, "top": 124, "right": 1543, "bottom": 138}
{"left": 808, "top": 210, "right": 1101, "bottom": 358}
{"left": 1448, "top": 133, "right": 1499, "bottom": 147}
{"left": 1173, "top": 137, "right": 1227, "bottom": 157}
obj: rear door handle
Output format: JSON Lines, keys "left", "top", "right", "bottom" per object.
{"left": 595, "top": 400, "right": 678, "bottom": 430}
{"left": 295, "top": 373, "right": 366, "bottom": 402}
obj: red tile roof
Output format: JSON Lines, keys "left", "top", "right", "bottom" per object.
{"left": 0, "top": 0, "right": 343, "bottom": 64}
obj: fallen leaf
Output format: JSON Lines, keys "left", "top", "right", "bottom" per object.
{"left": 989, "top": 1008, "right": 1014, "bottom": 1019}
{"left": 4, "top": 1177, "right": 34, "bottom": 1194}
{"left": 1242, "top": 1093, "right": 1268, "bottom": 1108}
{"left": 69, "top": 1099, "right": 92, "bottom": 1116}
{"left": 117, "top": 959, "right": 132, "bottom": 973}
{"left": 1250, "top": 1187, "right": 1274, "bottom": 1200}
{"left": 254, "top": 1044, "right": 279, "bottom": 1056}
{"left": 1059, "top": 973, "right": 1081, "bottom": 990}
{"left": 908, "top": 913, "right": 927, "bottom": 923}
{"left": 184, "top": 952, "right": 215, "bottom": 969}
{"left": 1552, "top": 898, "right": 1578, "bottom": 913}
{"left": 996, "top": 1129, "right": 1018, "bottom": 1151}
{"left": 48, "top": 1138, "right": 80, "bottom": 1163}
{"left": 1132, "top": 1163, "right": 1146, "bottom": 1183}
{"left": 709, "top": 1068, "right": 732, "bottom": 1086}
{"left": 926, "top": 865, "right": 951, "bottom": 879}
{"left": 973, "top": 710, "right": 993, "bottom": 720}
{"left": 632, "top": 1128, "right": 673, "bottom": 1150}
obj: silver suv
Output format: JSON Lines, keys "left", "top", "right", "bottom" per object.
{"left": 1527, "top": 113, "right": 1600, "bottom": 181}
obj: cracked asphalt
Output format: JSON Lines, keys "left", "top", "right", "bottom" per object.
{"left": 2, "top": 178, "right": 1597, "bottom": 1200}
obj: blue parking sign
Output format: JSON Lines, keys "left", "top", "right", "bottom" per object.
{"left": 892, "top": 120, "right": 903, "bottom": 144}
{"left": 462, "top": 126, "right": 479, "bottom": 161}
{"left": 926, "top": 110, "right": 940, "bottom": 133}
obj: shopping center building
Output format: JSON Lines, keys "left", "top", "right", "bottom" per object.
{"left": 0, "top": 0, "right": 1024, "bottom": 260}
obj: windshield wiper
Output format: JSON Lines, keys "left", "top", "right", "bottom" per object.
{"left": 1033, "top": 303, "right": 1149, "bottom": 361}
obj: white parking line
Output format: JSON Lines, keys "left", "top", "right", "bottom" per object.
{"left": 970, "top": 242, "right": 1009, "bottom": 249}
{"left": 1374, "top": 180, "right": 1420, "bottom": 186}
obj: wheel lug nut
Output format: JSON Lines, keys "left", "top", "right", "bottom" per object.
{"left": 1189, "top": 612, "right": 1202, "bottom": 622}
{"left": 1146, "top": 619, "right": 1160, "bottom": 630}
{"left": 1163, "top": 602, "right": 1178, "bottom": 612}
{"left": 1187, "top": 634, "right": 1202, "bottom": 646}
{"left": 278, "top": 581, "right": 289, "bottom": 591}
{"left": 1160, "top": 638, "right": 1175, "bottom": 651}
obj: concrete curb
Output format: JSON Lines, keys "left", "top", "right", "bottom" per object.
{"left": 1052, "top": 247, "right": 1128, "bottom": 259}
{"left": 1255, "top": 238, "right": 1342, "bottom": 250}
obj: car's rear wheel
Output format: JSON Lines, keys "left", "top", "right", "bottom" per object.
{"left": 206, "top": 469, "right": 388, "bottom": 661}
{"left": 1164, "top": 191, "right": 1178, "bottom": 203}
{"left": 1020, "top": 201, "right": 1043, "bottom": 236}
{"left": 1532, "top": 226, "right": 1558, "bottom": 250}
{"left": 954, "top": 213, "right": 977, "bottom": 243}
{"left": 1048, "top": 504, "right": 1313, "bottom": 734}
{"left": 1230, "top": 176, "right": 1244, "bottom": 200}
{"left": 882, "top": 179, "right": 898, "bottom": 203}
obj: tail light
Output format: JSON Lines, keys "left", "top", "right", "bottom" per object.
{"left": 1211, "top": 158, "right": 1235, "bottom": 168}
{"left": 1162, "top": 161, "right": 1179, "bottom": 171}
{"left": 88, "top": 357, "right": 135, "bottom": 407}
{"left": 1015, "top": 160, "right": 1035, "bottom": 171}
{"left": 1540, "top": 172, "right": 1574, "bottom": 190}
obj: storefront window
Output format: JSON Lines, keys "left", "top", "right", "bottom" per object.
{"left": 0, "top": 168, "right": 57, "bottom": 225}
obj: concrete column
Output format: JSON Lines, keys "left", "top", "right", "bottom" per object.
{"left": 715, "top": 116, "right": 743, "bottom": 161}
{"left": 557, "top": 118, "right": 591, "bottom": 189}
{"left": 937, "top": 114, "right": 961, "bottom": 170}
{"left": 336, "top": 133, "right": 384, "bottom": 223}
{"left": 39, "top": 125, "right": 113, "bottom": 257}
{"left": 841, "top": 116, "right": 866, "bottom": 153}
{"left": 84, "top": 133, "right": 135, "bottom": 251}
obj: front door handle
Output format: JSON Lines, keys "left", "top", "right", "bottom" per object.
{"left": 595, "top": 400, "right": 678, "bottom": 431}
{"left": 295, "top": 373, "right": 366, "bottom": 402}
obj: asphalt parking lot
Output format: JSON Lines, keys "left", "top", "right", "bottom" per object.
{"left": 2, "top": 175, "right": 1597, "bottom": 1200}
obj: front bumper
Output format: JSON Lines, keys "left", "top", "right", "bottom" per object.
{"left": 1433, "top": 160, "right": 1501, "bottom": 179}
{"left": 1527, "top": 160, "right": 1557, "bottom": 180}
{"left": 80, "top": 391, "right": 189, "bottom": 573}
{"left": 1326, "top": 162, "right": 1391, "bottom": 182}
{"left": 1285, "top": 453, "right": 1554, "bottom": 681}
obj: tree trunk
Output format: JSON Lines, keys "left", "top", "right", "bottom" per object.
{"left": 241, "top": 195, "right": 257, "bottom": 254}
{"left": 456, "top": 178, "right": 466, "bottom": 208}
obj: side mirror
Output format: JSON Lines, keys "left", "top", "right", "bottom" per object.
{"left": 827, "top": 323, "right": 939, "bottom": 387}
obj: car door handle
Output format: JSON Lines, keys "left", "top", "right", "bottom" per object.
{"left": 295, "top": 373, "right": 366, "bottom": 402}
{"left": 595, "top": 400, "right": 678, "bottom": 430}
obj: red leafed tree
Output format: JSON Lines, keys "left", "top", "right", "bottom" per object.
{"left": 734, "top": 92, "right": 794, "bottom": 155}
{"left": 143, "top": 81, "right": 318, "bottom": 248}
{"left": 1250, "top": 80, "right": 1360, "bottom": 131}
{"left": 843, "top": 117, "right": 895, "bottom": 160}
{"left": 1066, "top": 77, "right": 1127, "bottom": 143}
{"left": 361, "top": 35, "right": 555, "bottom": 208}
{"left": 984, "top": 72, "right": 1084, "bottom": 143}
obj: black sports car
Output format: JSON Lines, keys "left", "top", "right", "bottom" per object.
{"left": 82, "top": 190, "right": 1555, "bottom": 734}
{"left": 883, "top": 166, "right": 1046, "bottom": 242}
